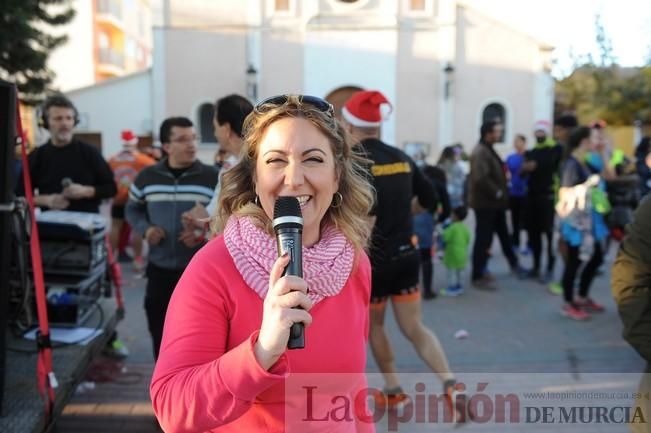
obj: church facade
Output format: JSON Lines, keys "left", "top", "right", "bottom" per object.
{"left": 66, "top": 0, "right": 554, "bottom": 159}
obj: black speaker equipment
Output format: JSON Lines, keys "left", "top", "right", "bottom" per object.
{"left": 7, "top": 210, "right": 107, "bottom": 332}
{"left": 36, "top": 211, "right": 107, "bottom": 276}
{"left": 36, "top": 211, "right": 108, "bottom": 327}
{"left": 44, "top": 264, "right": 105, "bottom": 327}
{"left": 39, "top": 94, "right": 80, "bottom": 129}
{"left": 0, "top": 79, "right": 17, "bottom": 414}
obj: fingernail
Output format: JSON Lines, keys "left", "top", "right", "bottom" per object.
{"left": 281, "top": 252, "right": 289, "bottom": 258}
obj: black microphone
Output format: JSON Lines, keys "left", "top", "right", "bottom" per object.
{"left": 61, "top": 177, "right": 73, "bottom": 188}
{"left": 273, "top": 196, "right": 304, "bottom": 350}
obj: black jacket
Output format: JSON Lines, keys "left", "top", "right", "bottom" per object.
{"left": 524, "top": 143, "right": 563, "bottom": 197}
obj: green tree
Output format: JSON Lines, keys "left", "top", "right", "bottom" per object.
{"left": 0, "top": 0, "right": 75, "bottom": 105}
{"left": 555, "top": 13, "right": 651, "bottom": 126}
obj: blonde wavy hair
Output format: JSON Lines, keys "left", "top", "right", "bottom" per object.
{"left": 212, "top": 95, "right": 375, "bottom": 252}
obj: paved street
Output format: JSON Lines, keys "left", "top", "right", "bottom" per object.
{"left": 55, "top": 234, "right": 645, "bottom": 432}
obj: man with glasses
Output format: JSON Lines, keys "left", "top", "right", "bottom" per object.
{"left": 126, "top": 116, "right": 219, "bottom": 359}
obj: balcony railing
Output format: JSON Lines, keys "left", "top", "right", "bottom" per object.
{"left": 98, "top": 47, "right": 124, "bottom": 69}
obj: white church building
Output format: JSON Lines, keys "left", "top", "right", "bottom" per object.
{"left": 62, "top": 0, "right": 554, "bottom": 161}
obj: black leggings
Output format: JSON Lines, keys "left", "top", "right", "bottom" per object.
{"left": 419, "top": 248, "right": 433, "bottom": 294}
{"left": 526, "top": 195, "right": 556, "bottom": 273}
{"left": 561, "top": 242, "right": 604, "bottom": 304}
{"left": 529, "top": 228, "right": 555, "bottom": 273}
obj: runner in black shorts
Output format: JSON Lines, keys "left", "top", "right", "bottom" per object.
{"left": 370, "top": 244, "right": 421, "bottom": 304}
{"left": 343, "top": 90, "right": 468, "bottom": 422}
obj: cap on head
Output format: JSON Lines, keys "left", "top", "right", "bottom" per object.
{"left": 533, "top": 120, "right": 551, "bottom": 135}
{"left": 121, "top": 129, "right": 138, "bottom": 147}
{"left": 342, "top": 90, "right": 392, "bottom": 127}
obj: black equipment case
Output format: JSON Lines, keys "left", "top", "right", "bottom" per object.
{"left": 36, "top": 210, "right": 107, "bottom": 276}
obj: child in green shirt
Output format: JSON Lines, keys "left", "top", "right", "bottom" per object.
{"left": 442, "top": 206, "right": 471, "bottom": 296}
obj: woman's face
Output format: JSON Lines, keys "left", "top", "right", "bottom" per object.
{"left": 580, "top": 136, "right": 592, "bottom": 152}
{"left": 590, "top": 128, "right": 605, "bottom": 152}
{"left": 255, "top": 117, "right": 339, "bottom": 246}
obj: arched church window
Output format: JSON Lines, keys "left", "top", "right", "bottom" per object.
{"left": 198, "top": 103, "right": 216, "bottom": 144}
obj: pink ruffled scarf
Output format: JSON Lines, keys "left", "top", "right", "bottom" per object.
{"left": 223, "top": 216, "right": 355, "bottom": 305}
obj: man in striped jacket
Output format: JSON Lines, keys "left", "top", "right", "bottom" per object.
{"left": 126, "top": 116, "right": 219, "bottom": 359}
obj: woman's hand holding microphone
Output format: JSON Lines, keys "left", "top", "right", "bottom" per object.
{"left": 254, "top": 253, "right": 313, "bottom": 370}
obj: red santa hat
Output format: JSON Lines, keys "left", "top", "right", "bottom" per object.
{"left": 121, "top": 129, "right": 138, "bottom": 146}
{"left": 533, "top": 120, "right": 551, "bottom": 135}
{"left": 342, "top": 90, "right": 392, "bottom": 127}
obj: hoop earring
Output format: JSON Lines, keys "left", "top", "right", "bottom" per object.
{"left": 331, "top": 192, "right": 343, "bottom": 208}
{"left": 254, "top": 195, "right": 260, "bottom": 206}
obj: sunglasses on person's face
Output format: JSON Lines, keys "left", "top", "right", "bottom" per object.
{"left": 254, "top": 94, "right": 335, "bottom": 118}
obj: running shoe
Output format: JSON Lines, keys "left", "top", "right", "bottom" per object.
{"left": 442, "top": 285, "right": 464, "bottom": 297}
{"left": 548, "top": 282, "right": 563, "bottom": 296}
{"left": 472, "top": 276, "right": 497, "bottom": 290}
{"left": 444, "top": 381, "right": 473, "bottom": 424}
{"left": 575, "top": 297, "right": 605, "bottom": 313}
{"left": 561, "top": 304, "right": 590, "bottom": 321}
{"left": 133, "top": 256, "right": 146, "bottom": 273}
{"left": 103, "top": 338, "right": 130, "bottom": 359}
{"left": 373, "top": 387, "right": 412, "bottom": 410}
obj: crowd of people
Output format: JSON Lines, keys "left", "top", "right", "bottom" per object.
{"left": 410, "top": 114, "right": 650, "bottom": 321}
{"left": 13, "top": 89, "right": 651, "bottom": 431}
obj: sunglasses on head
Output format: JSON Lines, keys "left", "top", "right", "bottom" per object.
{"left": 254, "top": 94, "right": 335, "bottom": 118}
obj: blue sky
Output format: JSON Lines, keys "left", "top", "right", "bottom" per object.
{"left": 463, "top": 0, "right": 651, "bottom": 77}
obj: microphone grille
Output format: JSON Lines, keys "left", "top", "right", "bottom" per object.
{"left": 273, "top": 196, "right": 302, "bottom": 219}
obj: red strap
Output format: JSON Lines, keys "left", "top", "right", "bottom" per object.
{"left": 16, "top": 101, "right": 56, "bottom": 418}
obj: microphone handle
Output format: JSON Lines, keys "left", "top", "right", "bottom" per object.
{"left": 277, "top": 228, "right": 304, "bottom": 349}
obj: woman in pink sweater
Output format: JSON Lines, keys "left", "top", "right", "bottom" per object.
{"left": 150, "top": 95, "right": 376, "bottom": 432}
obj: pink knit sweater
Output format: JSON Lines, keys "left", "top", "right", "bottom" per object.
{"left": 150, "top": 235, "right": 374, "bottom": 433}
